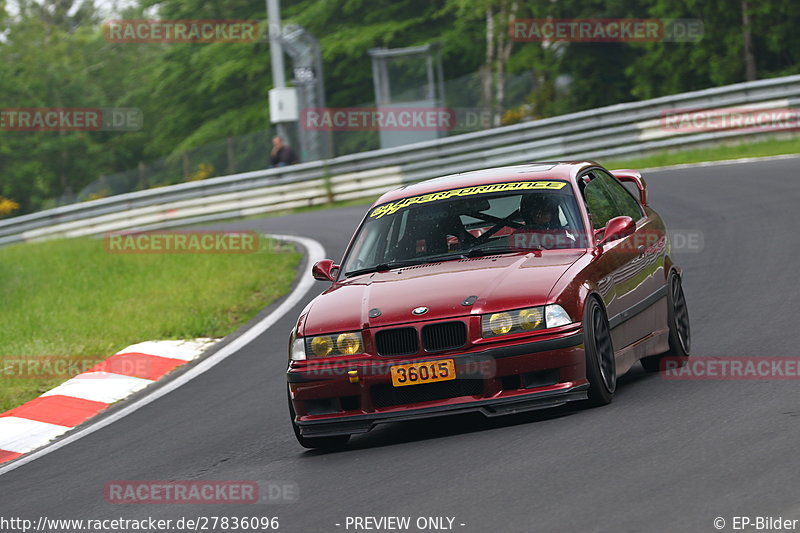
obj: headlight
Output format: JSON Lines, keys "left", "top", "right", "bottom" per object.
{"left": 303, "top": 331, "right": 363, "bottom": 358}
{"left": 481, "top": 305, "right": 572, "bottom": 338}
{"left": 518, "top": 308, "right": 543, "bottom": 330}
{"left": 336, "top": 332, "right": 361, "bottom": 355}
{"left": 290, "top": 336, "right": 306, "bottom": 361}
{"left": 545, "top": 304, "right": 572, "bottom": 328}
{"left": 488, "top": 312, "right": 513, "bottom": 335}
{"left": 310, "top": 336, "right": 334, "bottom": 356}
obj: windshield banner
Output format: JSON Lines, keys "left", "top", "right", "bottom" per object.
{"left": 370, "top": 181, "right": 568, "bottom": 219}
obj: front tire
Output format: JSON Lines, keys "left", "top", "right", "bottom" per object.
{"left": 583, "top": 297, "right": 616, "bottom": 406}
{"left": 641, "top": 272, "right": 691, "bottom": 372}
{"left": 288, "top": 392, "right": 350, "bottom": 449}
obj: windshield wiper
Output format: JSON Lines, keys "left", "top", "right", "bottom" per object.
{"left": 344, "top": 261, "right": 416, "bottom": 278}
{"left": 464, "top": 246, "right": 541, "bottom": 257}
{"left": 344, "top": 253, "right": 469, "bottom": 278}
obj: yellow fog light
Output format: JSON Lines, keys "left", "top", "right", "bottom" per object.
{"left": 337, "top": 332, "right": 361, "bottom": 355}
{"left": 489, "top": 312, "right": 513, "bottom": 335}
{"left": 519, "top": 308, "right": 543, "bottom": 330}
{"left": 307, "top": 331, "right": 364, "bottom": 358}
{"left": 310, "top": 336, "right": 333, "bottom": 357}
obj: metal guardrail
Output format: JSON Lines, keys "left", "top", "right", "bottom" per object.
{"left": 2, "top": 74, "right": 800, "bottom": 245}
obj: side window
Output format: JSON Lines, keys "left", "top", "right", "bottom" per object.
{"left": 583, "top": 174, "right": 619, "bottom": 230}
{"left": 595, "top": 170, "right": 644, "bottom": 221}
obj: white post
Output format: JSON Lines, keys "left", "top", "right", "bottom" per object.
{"left": 267, "top": 0, "right": 289, "bottom": 140}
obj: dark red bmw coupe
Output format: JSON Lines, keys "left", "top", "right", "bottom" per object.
{"left": 287, "top": 161, "right": 690, "bottom": 448}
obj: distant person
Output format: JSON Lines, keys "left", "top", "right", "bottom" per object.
{"left": 270, "top": 136, "right": 299, "bottom": 167}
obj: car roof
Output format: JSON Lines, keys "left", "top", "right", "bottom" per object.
{"left": 373, "top": 161, "right": 600, "bottom": 205}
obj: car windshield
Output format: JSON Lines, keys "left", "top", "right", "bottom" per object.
{"left": 343, "top": 180, "right": 587, "bottom": 277}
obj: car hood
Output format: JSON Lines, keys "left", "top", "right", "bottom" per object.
{"left": 301, "top": 251, "right": 585, "bottom": 335}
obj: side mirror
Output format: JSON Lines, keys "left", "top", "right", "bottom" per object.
{"left": 611, "top": 169, "right": 647, "bottom": 206}
{"left": 312, "top": 259, "right": 339, "bottom": 282}
{"left": 598, "top": 216, "right": 636, "bottom": 247}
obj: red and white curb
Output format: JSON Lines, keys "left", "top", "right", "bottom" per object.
{"left": 0, "top": 234, "right": 324, "bottom": 478}
{"left": 0, "top": 338, "right": 218, "bottom": 464}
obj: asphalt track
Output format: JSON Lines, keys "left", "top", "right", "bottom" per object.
{"left": 2, "top": 158, "right": 800, "bottom": 533}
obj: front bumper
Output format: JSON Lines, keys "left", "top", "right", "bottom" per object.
{"left": 288, "top": 331, "right": 586, "bottom": 437}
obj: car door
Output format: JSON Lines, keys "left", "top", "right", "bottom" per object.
{"left": 581, "top": 170, "right": 662, "bottom": 363}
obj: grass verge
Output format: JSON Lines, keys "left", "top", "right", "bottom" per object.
{"left": 0, "top": 236, "right": 300, "bottom": 411}
{"left": 601, "top": 135, "right": 800, "bottom": 170}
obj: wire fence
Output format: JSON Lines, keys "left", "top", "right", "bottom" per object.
{"left": 64, "top": 70, "right": 537, "bottom": 205}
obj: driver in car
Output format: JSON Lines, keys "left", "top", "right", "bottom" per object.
{"left": 517, "top": 194, "right": 575, "bottom": 249}
{"left": 520, "top": 194, "right": 564, "bottom": 230}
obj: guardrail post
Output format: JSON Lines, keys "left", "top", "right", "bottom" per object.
{"left": 137, "top": 161, "right": 146, "bottom": 190}
{"left": 322, "top": 160, "right": 335, "bottom": 204}
{"left": 182, "top": 152, "right": 190, "bottom": 180}
{"left": 227, "top": 137, "right": 236, "bottom": 174}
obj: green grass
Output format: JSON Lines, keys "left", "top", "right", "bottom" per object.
{"left": 601, "top": 135, "right": 800, "bottom": 170}
{"left": 0, "top": 236, "right": 300, "bottom": 411}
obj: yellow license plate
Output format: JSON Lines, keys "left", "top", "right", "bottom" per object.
{"left": 390, "top": 359, "right": 456, "bottom": 387}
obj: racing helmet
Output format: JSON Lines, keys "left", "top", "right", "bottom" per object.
{"left": 520, "top": 193, "right": 561, "bottom": 228}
